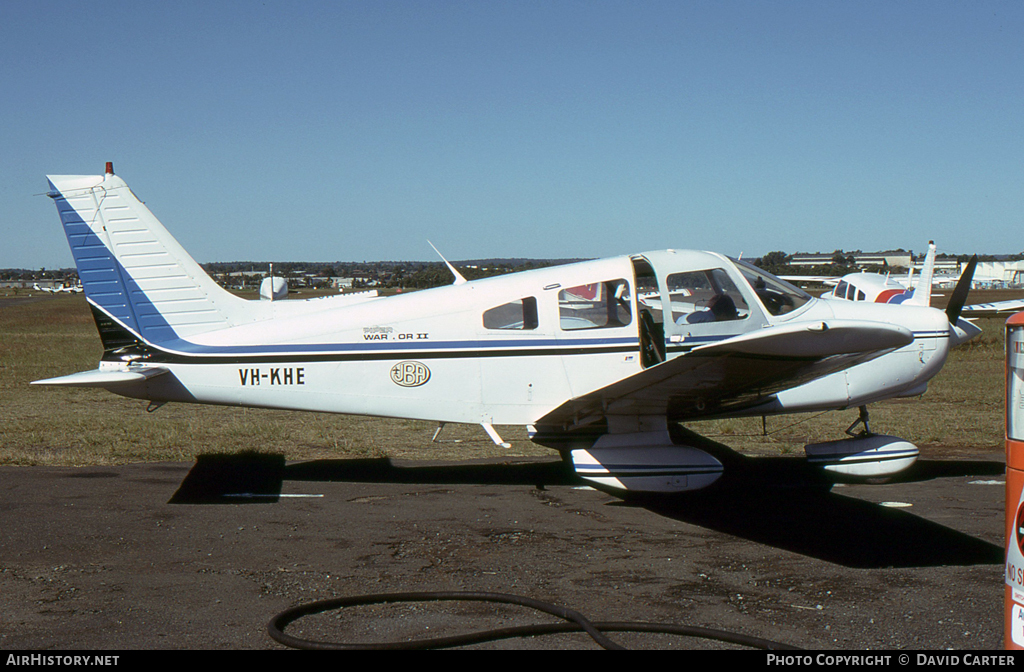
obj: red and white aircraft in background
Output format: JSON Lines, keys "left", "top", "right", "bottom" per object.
{"left": 809, "top": 242, "right": 980, "bottom": 347}
{"left": 819, "top": 242, "right": 938, "bottom": 306}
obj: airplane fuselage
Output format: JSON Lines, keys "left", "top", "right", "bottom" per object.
{"left": 102, "top": 252, "right": 952, "bottom": 429}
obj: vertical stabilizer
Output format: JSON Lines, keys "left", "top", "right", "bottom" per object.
{"left": 46, "top": 166, "right": 249, "bottom": 344}
{"left": 907, "top": 241, "right": 936, "bottom": 306}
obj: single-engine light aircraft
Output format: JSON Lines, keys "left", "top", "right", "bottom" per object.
{"left": 34, "top": 165, "right": 979, "bottom": 493}
{"left": 819, "top": 242, "right": 938, "bottom": 306}
{"left": 816, "top": 242, "right": 982, "bottom": 349}
{"left": 33, "top": 281, "right": 83, "bottom": 294}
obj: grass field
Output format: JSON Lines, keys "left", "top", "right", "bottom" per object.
{"left": 0, "top": 290, "right": 1009, "bottom": 466}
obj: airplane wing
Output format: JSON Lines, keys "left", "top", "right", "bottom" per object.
{"left": 535, "top": 319, "right": 913, "bottom": 431}
{"left": 779, "top": 275, "right": 840, "bottom": 286}
{"left": 961, "top": 298, "right": 1024, "bottom": 318}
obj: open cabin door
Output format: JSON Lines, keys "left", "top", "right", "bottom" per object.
{"left": 632, "top": 257, "right": 666, "bottom": 369}
{"left": 632, "top": 252, "right": 775, "bottom": 369}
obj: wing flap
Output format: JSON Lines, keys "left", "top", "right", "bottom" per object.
{"left": 537, "top": 320, "right": 913, "bottom": 430}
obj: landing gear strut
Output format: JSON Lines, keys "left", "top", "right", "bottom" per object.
{"left": 845, "top": 405, "right": 872, "bottom": 437}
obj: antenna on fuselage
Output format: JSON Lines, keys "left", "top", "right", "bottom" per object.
{"left": 427, "top": 240, "right": 468, "bottom": 286}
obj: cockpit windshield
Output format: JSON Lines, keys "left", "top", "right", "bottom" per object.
{"left": 730, "top": 258, "right": 813, "bottom": 316}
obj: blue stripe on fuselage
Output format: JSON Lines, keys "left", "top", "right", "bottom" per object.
{"left": 159, "top": 335, "right": 639, "bottom": 357}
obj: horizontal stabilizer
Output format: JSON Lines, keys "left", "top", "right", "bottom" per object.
{"left": 31, "top": 367, "right": 168, "bottom": 389}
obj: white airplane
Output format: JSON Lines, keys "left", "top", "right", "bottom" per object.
{"left": 817, "top": 243, "right": 982, "bottom": 347}
{"left": 33, "top": 165, "right": 980, "bottom": 494}
{"left": 781, "top": 243, "right": 958, "bottom": 297}
{"left": 818, "top": 242, "right": 938, "bottom": 306}
{"left": 33, "top": 282, "right": 83, "bottom": 294}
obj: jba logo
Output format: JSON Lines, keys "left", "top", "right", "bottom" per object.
{"left": 390, "top": 361, "right": 431, "bottom": 387}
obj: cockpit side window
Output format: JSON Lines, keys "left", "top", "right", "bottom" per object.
{"left": 559, "top": 279, "right": 632, "bottom": 331}
{"left": 732, "top": 258, "right": 813, "bottom": 316}
{"left": 667, "top": 269, "right": 750, "bottom": 324}
{"left": 483, "top": 297, "right": 539, "bottom": 330}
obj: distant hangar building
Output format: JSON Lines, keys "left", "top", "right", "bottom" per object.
{"left": 974, "top": 261, "right": 1024, "bottom": 287}
{"left": 790, "top": 251, "right": 914, "bottom": 269}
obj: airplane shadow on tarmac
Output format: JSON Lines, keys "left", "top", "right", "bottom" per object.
{"left": 632, "top": 456, "right": 1005, "bottom": 569}
{"left": 168, "top": 452, "right": 576, "bottom": 505}
{"left": 169, "top": 450, "right": 1004, "bottom": 570}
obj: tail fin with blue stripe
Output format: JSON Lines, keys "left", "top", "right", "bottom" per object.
{"left": 46, "top": 164, "right": 249, "bottom": 345}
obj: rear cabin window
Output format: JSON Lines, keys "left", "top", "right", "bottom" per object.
{"left": 558, "top": 279, "right": 632, "bottom": 331}
{"left": 483, "top": 297, "right": 539, "bottom": 330}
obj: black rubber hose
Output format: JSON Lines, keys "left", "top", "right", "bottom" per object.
{"left": 267, "top": 591, "right": 800, "bottom": 650}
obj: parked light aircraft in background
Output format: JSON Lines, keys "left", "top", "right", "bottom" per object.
{"left": 782, "top": 242, "right": 957, "bottom": 298}
{"left": 34, "top": 165, "right": 980, "bottom": 493}
{"left": 783, "top": 242, "right": 938, "bottom": 305}
{"left": 819, "top": 242, "right": 937, "bottom": 306}
{"left": 790, "top": 243, "right": 990, "bottom": 340}
{"left": 33, "top": 282, "right": 83, "bottom": 294}
{"left": 816, "top": 242, "right": 982, "bottom": 348}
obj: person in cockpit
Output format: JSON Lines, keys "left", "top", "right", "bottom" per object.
{"left": 683, "top": 293, "right": 739, "bottom": 323}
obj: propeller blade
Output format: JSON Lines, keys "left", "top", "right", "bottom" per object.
{"left": 945, "top": 255, "right": 977, "bottom": 324}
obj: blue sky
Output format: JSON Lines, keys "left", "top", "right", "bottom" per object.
{"left": 2, "top": 1, "right": 1022, "bottom": 269}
